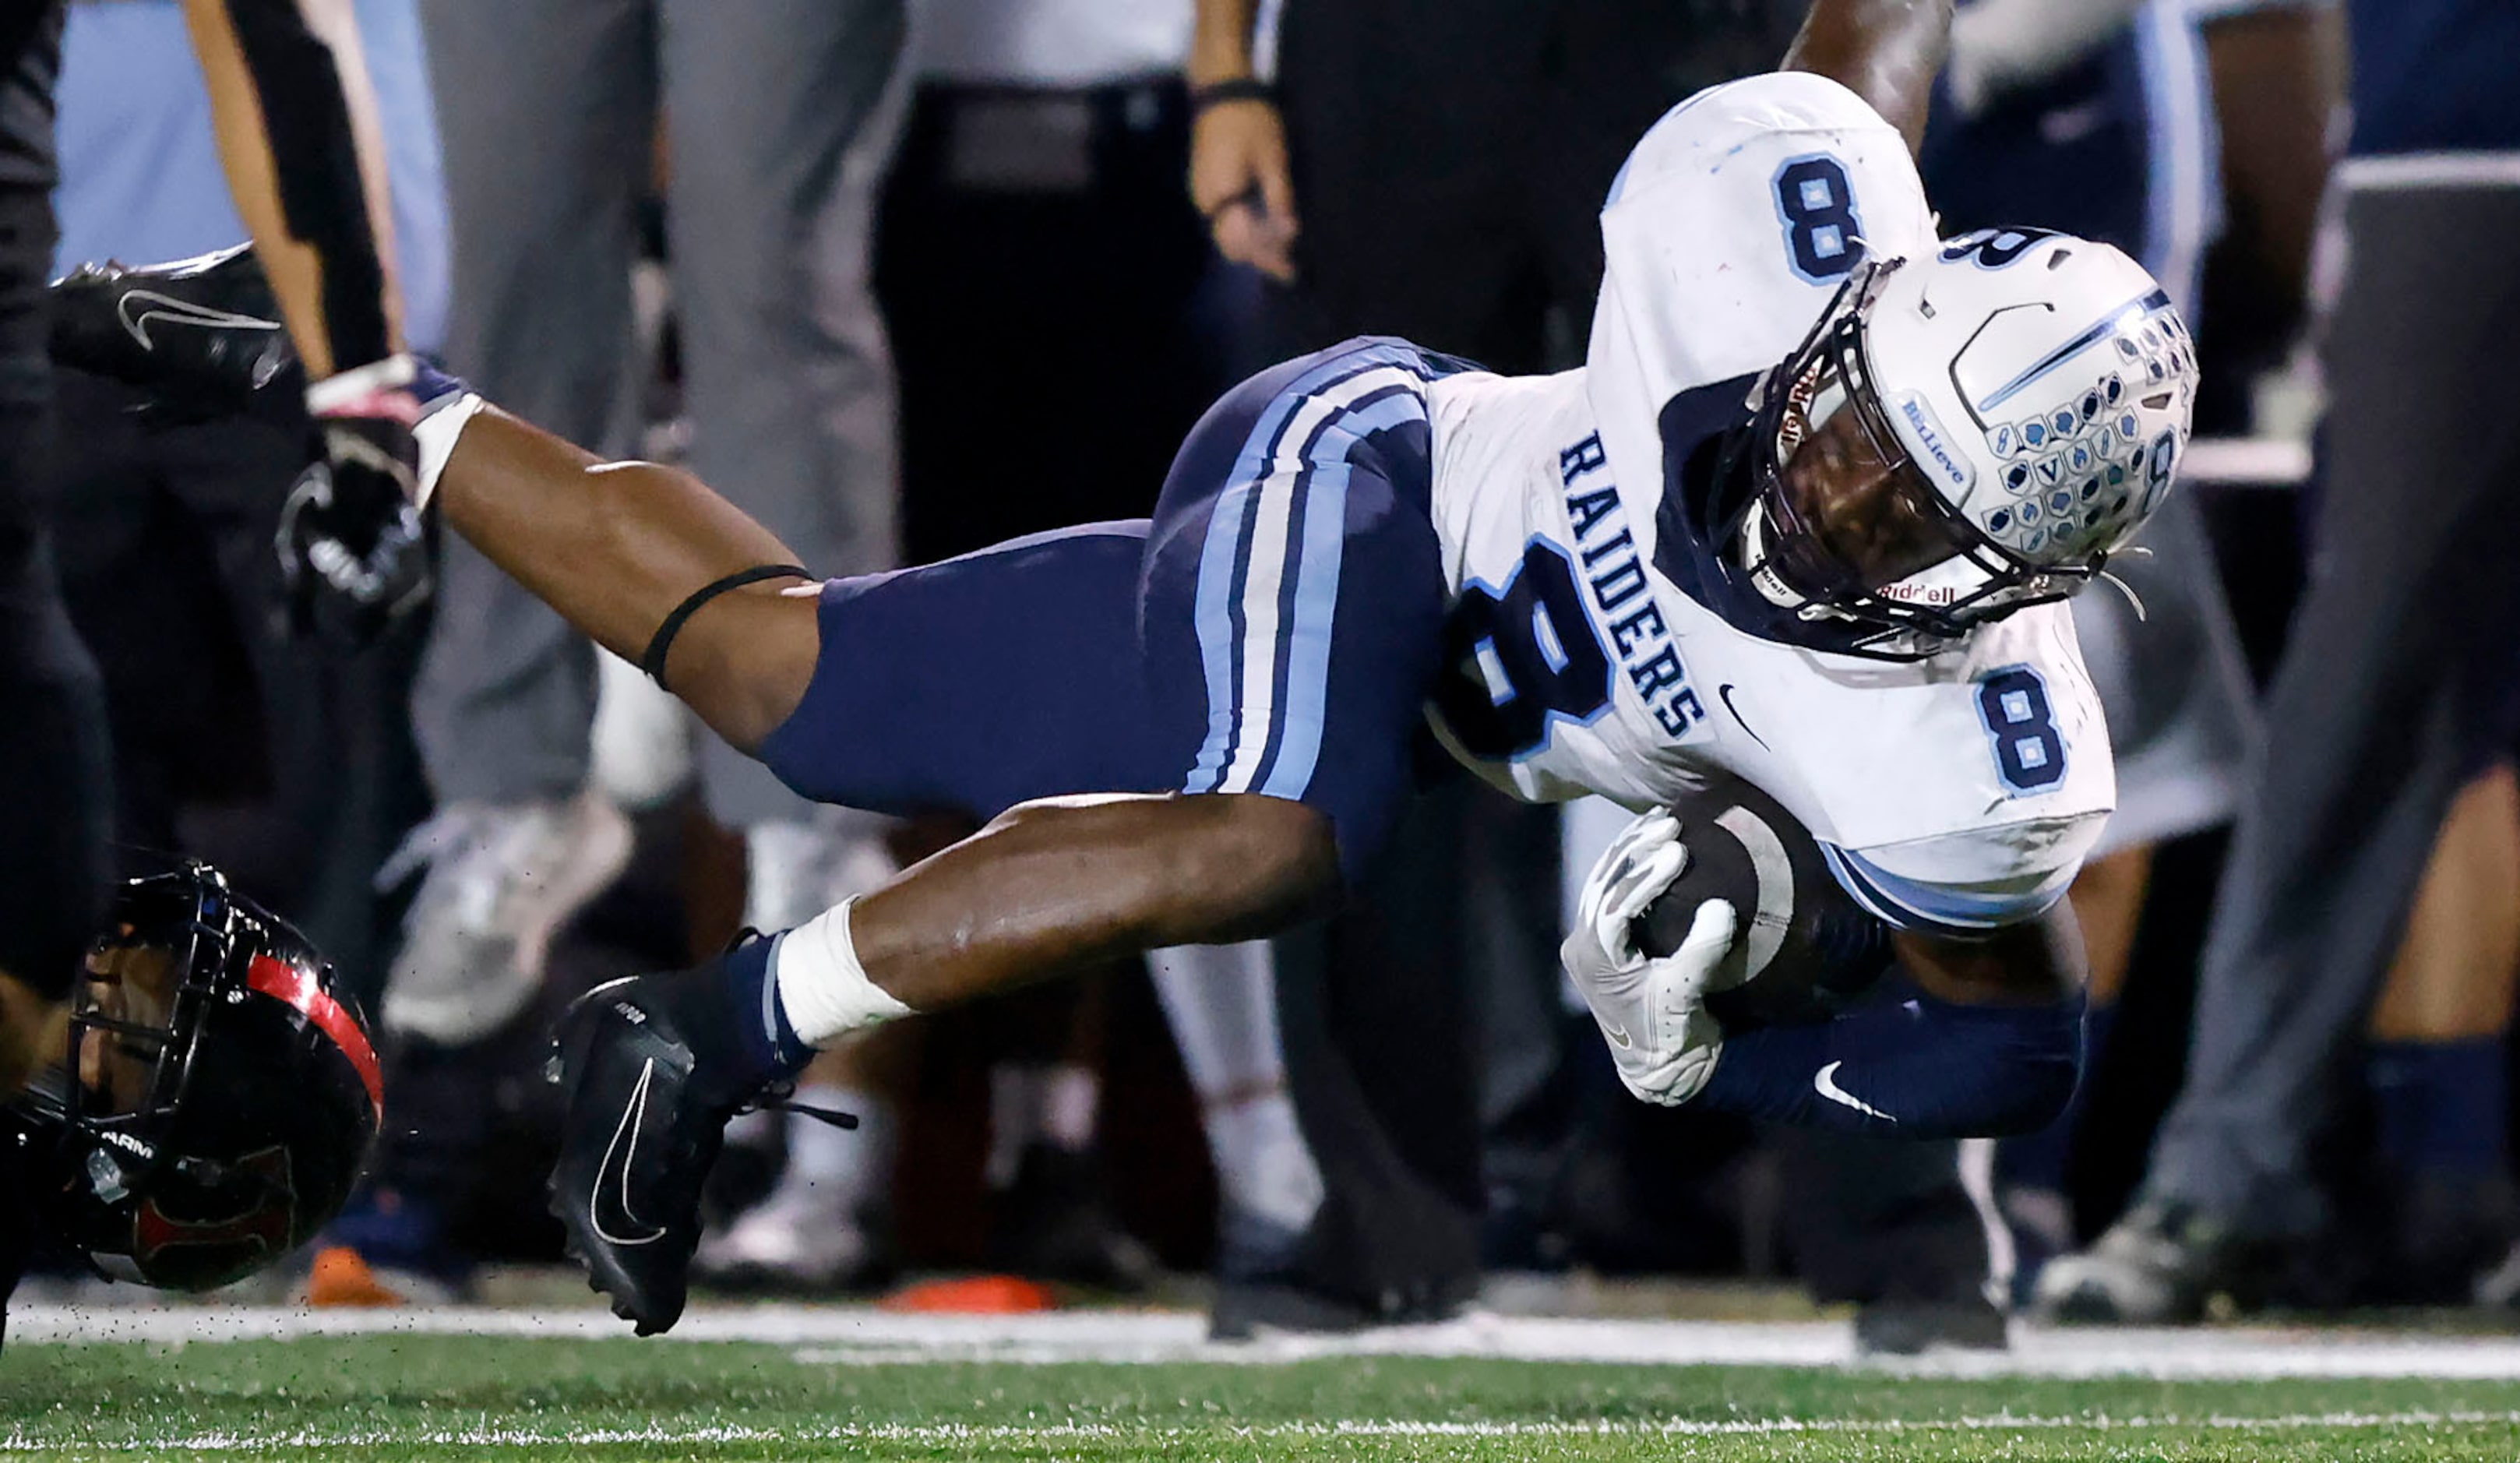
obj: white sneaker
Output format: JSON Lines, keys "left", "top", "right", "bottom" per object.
{"left": 742, "top": 809, "right": 897, "bottom": 932}
{"left": 590, "top": 649, "right": 693, "bottom": 812}
{"left": 695, "top": 1189, "right": 890, "bottom": 1293}
{"left": 378, "top": 791, "right": 636, "bottom": 1043}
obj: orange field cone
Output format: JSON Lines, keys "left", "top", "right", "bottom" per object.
{"left": 877, "top": 1274, "right": 1057, "bottom": 1313}
{"left": 302, "top": 1245, "right": 408, "bottom": 1308}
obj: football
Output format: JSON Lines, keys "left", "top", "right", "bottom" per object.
{"left": 1630, "top": 774, "right": 1890, "bottom": 1031}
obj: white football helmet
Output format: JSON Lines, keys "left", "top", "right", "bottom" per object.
{"left": 1736, "top": 228, "right": 2199, "bottom": 655}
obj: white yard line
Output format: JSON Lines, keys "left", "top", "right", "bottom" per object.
{"left": 20, "top": 1303, "right": 2520, "bottom": 1381}
{"left": 7, "top": 1412, "right": 2520, "bottom": 1453}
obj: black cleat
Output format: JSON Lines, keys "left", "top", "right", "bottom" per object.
{"left": 50, "top": 245, "right": 304, "bottom": 420}
{"left": 546, "top": 952, "right": 853, "bottom": 1336}
{"left": 546, "top": 972, "right": 735, "bottom": 1335}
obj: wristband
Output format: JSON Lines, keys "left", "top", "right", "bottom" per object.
{"left": 1190, "top": 77, "right": 1274, "bottom": 115}
{"left": 411, "top": 390, "right": 485, "bottom": 510}
{"left": 306, "top": 353, "right": 420, "bottom": 421}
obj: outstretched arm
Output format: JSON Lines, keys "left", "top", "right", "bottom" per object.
{"left": 1783, "top": 0, "right": 1954, "bottom": 153}
{"left": 430, "top": 407, "right": 821, "bottom": 753}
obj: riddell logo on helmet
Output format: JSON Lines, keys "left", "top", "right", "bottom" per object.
{"left": 1876, "top": 582, "right": 1960, "bottom": 606}
{"left": 1897, "top": 393, "right": 1972, "bottom": 491}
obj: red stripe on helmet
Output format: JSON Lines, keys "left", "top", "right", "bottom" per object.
{"left": 245, "top": 954, "right": 384, "bottom": 1119}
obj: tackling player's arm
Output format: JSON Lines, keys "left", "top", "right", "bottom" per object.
{"left": 1781, "top": 0, "right": 1953, "bottom": 151}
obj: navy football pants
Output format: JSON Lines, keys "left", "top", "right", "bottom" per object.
{"left": 758, "top": 339, "right": 1454, "bottom": 880}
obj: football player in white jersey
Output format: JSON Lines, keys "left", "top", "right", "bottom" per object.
{"left": 64, "top": 0, "right": 2204, "bottom": 1335}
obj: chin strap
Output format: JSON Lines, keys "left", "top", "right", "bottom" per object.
{"left": 641, "top": 566, "right": 814, "bottom": 687}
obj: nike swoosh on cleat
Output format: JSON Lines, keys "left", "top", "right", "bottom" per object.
{"left": 115, "top": 289, "right": 284, "bottom": 351}
{"left": 1813, "top": 1061, "right": 1896, "bottom": 1123}
{"left": 1599, "top": 1020, "right": 1634, "bottom": 1049}
{"left": 590, "top": 1056, "right": 669, "bottom": 1246}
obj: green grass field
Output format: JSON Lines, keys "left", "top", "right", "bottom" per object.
{"left": 7, "top": 1332, "right": 2520, "bottom": 1462}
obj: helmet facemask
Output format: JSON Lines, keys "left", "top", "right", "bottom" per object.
{"left": 27, "top": 873, "right": 234, "bottom": 1186}
{"left": 1732, "top": 260, "right": 2097, "bottom": 659}
{"left": 10, "top": 862, "right": 379, "bottom": 1291}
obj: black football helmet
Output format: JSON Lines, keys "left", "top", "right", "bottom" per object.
{"left": 5, "top": 862, "right": 382, "bottom": 1291}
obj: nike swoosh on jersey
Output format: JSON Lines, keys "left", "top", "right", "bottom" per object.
{"left": 115, "top": 289, "right": 284, "bottom": 351}
{"left": 1717, "top": 683, "right": 1768, "bottom": 749}
{"left": 1813, "top": 1061, "right": 1895, "bottom": 1123}
{"left": 590, "top": 1056, "right": 669, "bottom": 1246}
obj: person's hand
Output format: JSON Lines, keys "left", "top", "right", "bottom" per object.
{"left": 48, "top": 244, "right": 305, "bottom": 425}
{"left": 1560, "top": 808, "right": 1736, "bottom": 1106}
{"left": 1190, "top": 93, "right": 1300, "bottom": 283}
{"left": 0, "top": 971, "right": 68, "bottom": 1101}
{"left": 277, "top": 361, "right": 432, "bottom": 644}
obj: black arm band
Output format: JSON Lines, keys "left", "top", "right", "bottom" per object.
{"left": 641, "top": 566, "right": 812, "bottom": 687}
{"left": 1190, "top": 77, "right": 1275, "bottom": 115}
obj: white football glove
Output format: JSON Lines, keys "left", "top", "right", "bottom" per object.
{"left": 1560, "top": 808, "right": 1737, "bottom": 1107}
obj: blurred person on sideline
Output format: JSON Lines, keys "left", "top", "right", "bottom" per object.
{"left": 387, "top": 0, "right": 912, "bottom": 1066}
{"left": 2034, "top": 0, "right": 2520, "bottom": 1324}
{"left": 50, "top": 0, "right": 448, "bottom": 1010}
{"left": 0, "top": 0, "right": 419, "bottom": 1101}
{"left": 696, "top": 0, "right": 1221, "bottom": 1299}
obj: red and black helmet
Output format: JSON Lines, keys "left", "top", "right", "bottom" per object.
{"left": 5, "top": 862, "right": 382, "bottom": 1291}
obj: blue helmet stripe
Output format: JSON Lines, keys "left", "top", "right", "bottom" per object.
{"left": 1973, "top": 287, "right": 2174, "bottom": 414}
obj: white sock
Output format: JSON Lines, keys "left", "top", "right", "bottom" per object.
{"left": 768, "top": 1084, "right": 891, "bottom": 1214}
{"left": 772, "top": 897, "right": 912, "bottom": 1046}
{"left": 1147, "top": 941, "right": 1324, "bottom": 1235}
{"left": 1041, "top": 1064, "right": 1098, "bottom": 1153}
{"left": 1206, "top": 1092, "right": 1323, "bottom": 1235}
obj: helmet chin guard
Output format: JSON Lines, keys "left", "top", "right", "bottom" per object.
{"left": 1724, "top": 232, "right": 2198, "bottom": 660}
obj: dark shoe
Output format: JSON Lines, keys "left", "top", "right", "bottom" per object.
{"left": 1853, "top": 1296, "right": 2010, "bottom": 1355}
{"left": 50, "top": 245, "right": 304, "bottom": 419}
{"left": 545, "top": 956, "right": 851, "bottom": 1335}
{"left": 1211, "top": 1281, "right": 1383, "bottom": 1341}
{"left": 2030, "top": 1198, "right": 2279, "bottom": 1324}
{"left": 2382, "top": 1172, "right": 2518, "bottom": 1306}
{"left": 1207, "top": 1225, "right": 1475, "bottom": 1341}
{"left": 986, "top": 1144, "right": 1157, "bottom": 1292}
{"left": 1208, "top": 1275, "right": 1471, "bottom": 1341}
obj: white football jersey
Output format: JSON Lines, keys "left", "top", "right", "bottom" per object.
{"left": 1419, "top": 73, "right": 2115, "bottom": 931}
